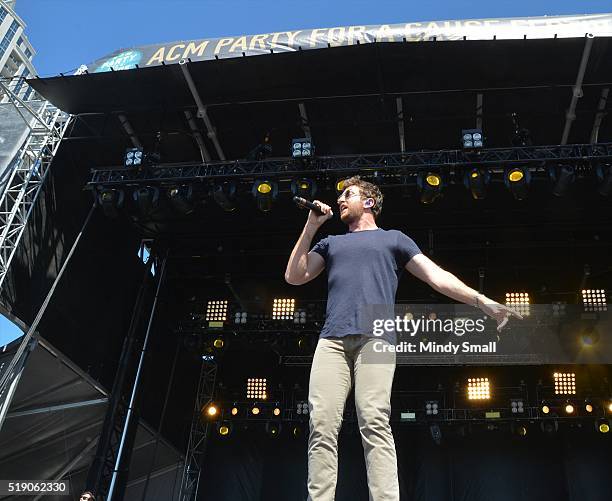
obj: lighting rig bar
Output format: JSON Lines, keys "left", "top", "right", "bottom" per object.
{"left": 89, "top": 143, "right": 612, "bottom": 186}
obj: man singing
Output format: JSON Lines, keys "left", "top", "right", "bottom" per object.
{"left": 285, "top": 176, "right": 522, "bottom": 501}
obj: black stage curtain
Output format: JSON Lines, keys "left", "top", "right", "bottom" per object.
{"left": 199, "top": 424, "right": 612, "bottom": 501}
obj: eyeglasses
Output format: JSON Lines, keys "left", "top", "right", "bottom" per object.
{"left": 337, "top": 190, "right": 361, "bottom": 203}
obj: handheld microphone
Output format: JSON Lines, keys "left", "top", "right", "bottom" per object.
{"left": 292, "top": 196, "right": 324, "bottom": 215}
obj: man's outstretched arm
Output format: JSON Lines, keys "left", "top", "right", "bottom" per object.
{"left": 406, "top": 253, "right": 523, "bottom": 331}
{"left": 285, "top": 201, "right": 332, "bottom": 285}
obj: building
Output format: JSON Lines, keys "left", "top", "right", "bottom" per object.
{"left": 0, "top": 0, "right": 36, "bottom": 102}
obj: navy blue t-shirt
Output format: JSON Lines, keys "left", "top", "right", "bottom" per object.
{"left": 311, "top": 228, "right": 422, "bottom": 339}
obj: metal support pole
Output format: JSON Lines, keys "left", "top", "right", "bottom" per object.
{"left": 590, "top": 87, "right": 609, "bottom": 144}
{"left": 107, "top": 253, "right": 168, "bottom": 500}
{"left": 476, "top": 93, "right": 483, "bottom": 130}
{"left": 184, "top": 110, "right": 212, "bottom": 163}
{"left": 179, "top": 59, "right": 226, "bottom": 161}
{"left": 298, "top": 102, "right": 311, "bottom": 138}
{"left": 117, "top": 114, "right": 142, "bottom": 149}
{"left": 561, "top": 34, "right": 595, "bottom": 145}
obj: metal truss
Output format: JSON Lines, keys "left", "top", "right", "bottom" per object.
{"left": 88, "top": 143, "right": 612, "bottom": 186}
{"left": 179, "top": 358, "right": 218, "bottom": 501}
{"left": 0, "top": 89, "right": 71, "bottom": 291}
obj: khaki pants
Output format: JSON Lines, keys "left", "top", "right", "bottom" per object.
{"left": 307, "top": 335, "right": 399, "bottom": 501}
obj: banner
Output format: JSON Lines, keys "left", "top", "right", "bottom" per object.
{"left": 85, "top": 13, "right": 612, "bottom": 73}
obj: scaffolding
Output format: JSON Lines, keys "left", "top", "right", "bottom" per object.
{"left": 0, "top": 77, "right": 71, "bottom": 291}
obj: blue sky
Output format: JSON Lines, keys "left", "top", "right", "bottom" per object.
{"left": 0, "top": 314, "right": 22, "bottom": 346}
{"left": 16, "top": 0, "right": 612, "bottom": 77}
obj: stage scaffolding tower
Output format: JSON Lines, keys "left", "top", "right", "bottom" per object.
{"left": 0, "top": 76, "right": 71, "bottom": 291}
{"left": 179, "top": 357, "right": 218, "bottom": 501}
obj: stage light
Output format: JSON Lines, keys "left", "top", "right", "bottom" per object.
{"left": 124, "top": 147, "right": 144, "bottom": 167}
{"left": 564, "top": 403, "right": 575, "bottom": 414}
{"left": 296, "top": 401, "right": 309, "bottom": 415}
{"left": 596, "top": 163, "right": 612, "bottom": 196}
{"left": 581, "top": 289, "right": 607, "bottom": 312}
{"left": 607, "top": 401, "right": 612, "bottom": 413}
{"left": 133, "top": 187, "right": 160, "bottom": 216}
{"left": 97, "top": 189, "right": 125, "bottom": 218}
{"left": 585, "top": 402, "right": 594, "bottom": 413}
{"left": 551, "top": 301, "right": 567, "bottom": 317}
{"left": 167, "top": 185, "right": 195, "bottom": 215}
{"left": 202, "top": 403, "right": 219, "bottom": 420}
{"left": 231, "top": 406, "right": 239, "bottom": 416}
{"left": 461, "top": 129, "right": 484, "bottom": 149}
{"left": 206, "top": 300, "right": 228, "bottom": 323}
{"left": 516, "top": 425, "right": 528, "bottom": 437}
{"left": 266, "top": 422, "right": 281, "bottom": 438}
{"left": 247, "top": 378, "right": 267, "bottom": 400}
{"left": 505, "top": 292, "right": 530, "bottom": 317}
{"left": 540, "top": 420, "right": 558, "bottom": 434}
{"left": 553, "top": 372, "right": 576, "bottom": 395}
{"left": 272, "top": 298, "right": 296, "bottom": 320}
{"left": 291, "top": 178, "right": 317, "bottom": 200}
{"left": 217, "top": 421, "right": 232, "bottom": 437}
{"left": 430, "top": 424, "right": 442, "bottom": 445}
{"left": 252, "top": 179, "right": 278, "bottom": 213}
{"left": 580, "top": 326, "right": 600, "bottom": 348}
{"left": 511, "top": 399, "right": 525, "bottom": 414}
{"left": 292, "top": 138, "right": 314, "bottom": 158}
{"left": 425, "top": 400, "right": 439, "bottom": 416}
{"left": 504, "top": 166, "right": 531, "bottom": 200}
{"left": 293, "top": 310, "right": 307, "bottom": 324}
{"left": 549, "top": 165, "right": 575, "bottom": 197}
{"left": 467, "top": 377, "right": 490, "bottom": 400}
{"left": 597, "top": 419, "right": 610, "bottom": 434}
{"left": 234, "top": 311, "right": 248, "bottom": 324}
{"left": 212, "top": 337, "right": 225, "bottom": 350}
{"left": 463, "top": 168, "right": 490, "bottom": 200}
{"left": 251, "top": 405, "right": 261, "bottom": 416}
{"left": 292, "top": 424, "right": 304, "bottom": 438}
{"left": 273, "top": 406, "right": 281, "bottom": 417}
{"left": 417, "top": 171, "right": 443, "bottom": 204}
{"left": 213, "top": 182, "right": 237, "bottom": 212}
{"left": 541, "top": 404, "right": 550, "bottom": 415}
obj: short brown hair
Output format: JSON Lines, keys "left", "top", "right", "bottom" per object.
{"left": 341, "top": 175, "right": 383, "bottom": 218}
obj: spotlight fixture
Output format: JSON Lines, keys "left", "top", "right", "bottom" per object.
{"left": 272, "top": 298, "right": 296, "bottom": 320}
{"left": 549, "top": 165, "right": 575, "bottom": 197}
{"left": 234, "top": 311, "right": 248, "bottom": 325}
{"left": 247, "top": 378, "right": 267, "bottom": 400}
{"left": 585, "top": 401, "right": 594, "bottom": 413}
{"left": 581, "top": 289, "right": 607, "bottom": 312}
{"left": 296, "top": 401, "right": 309, "bottom": 415}
{"left": 133, "top": 187, "right": 160, "bottom": 217}
{"left": 252, "top": 180, "right": 278, "bottom": 213}
{"left": 504, "top": 166, "right": 531, "bottom": 201}
{"left": 202, "top": 403, "right": 219, "bottom": 420}
{"left": 461, "top": 129, "right": 484, "bottom": 149}
{"left": 206, "top": 300, "right": 228, "bottom": 324}
{"left": 540, "top": 419, "right": 559, "bottom": 434}
{"left": 212, "top": 182, "right": 237, "bottom": 212}
{"left": 564, "top": 402, "right": 575, "bottom": 414}
{"left": 217, "top": 421, "right": 232, "bottom": 437}
{"left": 124, "top": 147, "right": 144, "bottom": 167}
{"left": 291, "top": 178, "right": 317, "bottom": 200}
{"left": 463, "top": 168, "right": 490, "bottom": 200}
{"left": 167, "top": 185, "right": 195, "bottom": 215}
{"left": 510, "top": 399, "right": 525, "bottom": 414}
{"left": 265, "top": 421, "right": 282, "bottom": 438}
{"left": 417, "top": 171, "right": 443, "bottom": 204}
{"left": 597, "top": 418, "right": 611, "bottom": 434}
{"left": 231, "top": 406, "right": 239, "bottom": 416}
{"left": 212, "top": 336, "right": 225, "bottom": 350}
{"left": 293, "top": 310, "right": 307, "bottom": 324}
{"left": 596, "top": 163, "right": 612, "bottom": 196}
{"left": 505, "top": 292, "right": 530, "bottom": 317}
{"left": 541, "top": 404, "right": 551, "bottom": 415}
{"left": 96, "top": 189, "right": 125, "bottom": 218}
{"left": 292, "top": 137, "right": 314, "bottom": 158}
{"left": 425, "top": 400, "right": 439, "bottom": 416}
{"left": 251, "top": 405, "right": 261, "bottom": 416}
{"left": 273, "top": 406, "right": 281, "bottom": 417}
{"left": 514, "top": 424, "right": 528, "bottom": 437}
{"left": 467, "top": 377, "right": 490, "bottom": 400}
{"left": 553, "top": 372, "right": 576, "bottom": 396}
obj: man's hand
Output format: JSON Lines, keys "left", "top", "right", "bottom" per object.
{"left": 306, "top": 200, "right": 333, "bottom": 229}
{"left": 477, "top": 297, "right": 523, "bottom": 332}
